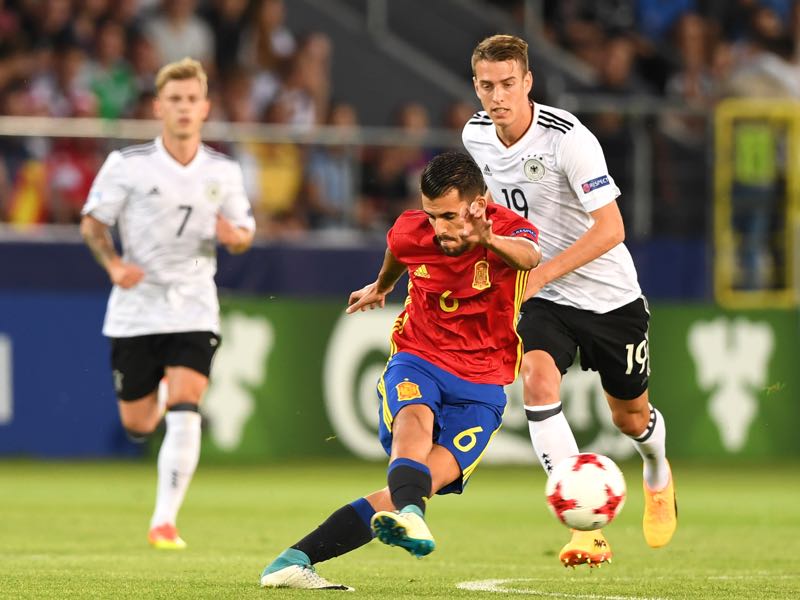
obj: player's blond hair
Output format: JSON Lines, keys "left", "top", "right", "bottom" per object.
{"left": 155, "top": 57, "right": 208, "bottom": 96}
{"left": 471, "top": 34, "right": 529, "bottom": 74}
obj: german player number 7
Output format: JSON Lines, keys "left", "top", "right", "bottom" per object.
{"left": 176, "top": 205, "right": 193, "bottom": 237}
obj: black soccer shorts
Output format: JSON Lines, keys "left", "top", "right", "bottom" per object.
{"left": 109, "top": 331, "right": 221, "bottom": 401}
{"left": 517, "top": 296, "right": 650, "bottom": 400}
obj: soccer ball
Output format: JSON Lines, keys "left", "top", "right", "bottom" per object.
{"left": 545, "top": 453, "right": 626, "bottom": 531}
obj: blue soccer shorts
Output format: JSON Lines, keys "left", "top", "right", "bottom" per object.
{"left": 377, "top": 351, "right": 506, "bottom": 495}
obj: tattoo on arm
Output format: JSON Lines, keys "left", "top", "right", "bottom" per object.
{"left": 81, "top": 218, "right": 118, "bottom": 269}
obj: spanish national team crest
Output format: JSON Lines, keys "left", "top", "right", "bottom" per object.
{"left": 396, "top": 379, "right": 422, "bottom": 402}
{"left": 523, "top": 158, "right": 546, "bottom": 181}
{"left": 205, "top": 181, "right": 221, "bottom": 203}
{"left": 472, "top": 259, "right": 491, "bottom": 290}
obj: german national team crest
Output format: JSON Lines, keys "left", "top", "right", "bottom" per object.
{"left": 472, "top": 259, "right": 491, "bottom": 290}
{"left": 523, "top": 158, "right": 546, "bottom": 181}
{"left": 205, "top": 181, "right": 221, "bottom": 202}
{"left": 396, "top": 379, "right": 422, "bottom": 402}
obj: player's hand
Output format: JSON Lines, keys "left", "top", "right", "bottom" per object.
{"left": 346, "top": 281, "right": 389, "bottom": 314}
{"left": 108, "top": 260, "right": 144, "bottom": 289}
{"left": 460, "top": 201, "right": 493, "bottom": 246}
{"left": 216, "top": 215, "right": 240, "bottom": 246}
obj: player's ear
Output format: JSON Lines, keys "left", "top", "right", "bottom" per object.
{"left": 153, "top": 96, "right": 162, "bottom": 119}
{"left": 524, "top": 70, "right": 533, "bottom": 95}
{"left": 473, "top": 194, "right": 488, "bottom": 211}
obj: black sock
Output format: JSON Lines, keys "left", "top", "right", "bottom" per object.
{"left": 387, "top": 458, "right": 432, "bottom": 514}
{"left": 292, "top": 498, "right": 375, "bottom": 564}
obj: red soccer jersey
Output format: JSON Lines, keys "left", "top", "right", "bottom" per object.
{"left": 387, "top": 203, "right": 539, "bottom": 385}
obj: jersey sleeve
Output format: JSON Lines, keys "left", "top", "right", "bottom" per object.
{"left": 386, "top": 214, "right": 419, "bottom": 265}
{"left": 81, "top": 151, "right": 130, "bottom": 225}
{"left": 557, "top": 123, "right": 621, "bottom": 213}
{"left": 492, "top": 207, "right": 540, "bottom": 246}
{"left": 220, "top": 162, "right": 256, "bottom": 231}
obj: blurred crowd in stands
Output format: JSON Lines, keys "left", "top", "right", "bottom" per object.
{"left": 1, "top": 0, "right": 799, "bottom": 240}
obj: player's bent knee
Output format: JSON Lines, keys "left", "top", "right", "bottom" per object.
{"left": 522, "top": 375, "right": 560, "bottom": 406}
{"left": 124, "top": 426, "right": 155, "bottom": 444}
{"left": 611, "top": 407, "right": 649, "bottom": 436}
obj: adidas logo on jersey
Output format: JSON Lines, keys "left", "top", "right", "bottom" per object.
{"left": 413, "top": 264, "right": 430, "bottom": 278}
{"left": 147, "top": 186, "right": 160, "bottom": 196}
{"left": 483, "top": 164, "right": 492, "bottom": 176}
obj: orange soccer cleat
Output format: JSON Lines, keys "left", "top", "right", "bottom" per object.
{"left": 643, "top": 461, "right": 677, "bottom": 548}
{"left": 559, "top": 529, "right": 612, "bottom": 568}
{"left": 148, "top": 523, "right": 187, "bottom": 550}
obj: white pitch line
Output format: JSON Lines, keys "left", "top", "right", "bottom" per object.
{"left": 456, "top": 579, "right": 668, "bottom": 600}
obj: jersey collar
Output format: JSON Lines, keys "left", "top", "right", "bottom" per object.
{"left": 492, "top": 100, "right": 537, "bottom": 151}
{"left": 155, "top": 136, "right": 203, "bottom": 172}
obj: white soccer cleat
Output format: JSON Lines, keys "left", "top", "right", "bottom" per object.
{"left": 259, "top": 564, "right": 354, "bottom": 591}
{"left": 371, "top": 506, "right": 435, "bottom": 558}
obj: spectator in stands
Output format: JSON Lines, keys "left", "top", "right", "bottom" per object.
{"left": 220, "top": 66, "right": 257, "bottom": 123}
{"left": 443, "top": 100, "right": 477, "bottom": 134}
{"left": 23, "top": 0, "right": 74, "bottom": 48}
{"left": 717, "top": 6, "right": 799, "bottom": 289}
{"left": 71, "top": 0, "right": 109, "bottom": 50}
{"left": 239, "top": 0, "right": 296, "bottom": 117}
{"left": 0, "top": 80, "right": 48, "bottom": 225}
{"left": 662, "top": 13, "right": 716, "bottom": 145}
{"left": 129, "top": 89, "right": 157, "bottom": 119}
{"left": 355, "top": 101, "right": 434, "bottom": 232}
{"left": 584, "top": 35, "right": 643, "bottom": 230}
{"left": 144, "top": 0, "right": 214, "bottom": 68}
{"left": 0, "top": 0, "right": 21, "bottom": 41}
{"left": 89, "top": 20, "right": 137, "bottom": 119}
{"left": 128, "top": 32, "right": 161, "bottom": 94}
{"left": 247, "top": 95, "right": 307, "bottom": 237}
{"left": 29, "top": 41, "right": 96, "bottom": 117}
{"left": 203, "top": 0, "right": 249, "bottom": 74}
{"left": 637, "top": 0, "right": 697, "bottom": 43}
{"left": 47, "top": 138, "right": 104, "bottom": 223}
{"left": 304, "top": 102, "right": 359, "bottom": 230}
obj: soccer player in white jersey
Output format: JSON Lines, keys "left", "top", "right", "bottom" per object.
{"left": 463, "top": 35, "right": 677, "bottom": 568}
{"left": 80, "top": 58, "right": 255, "bottom": 550}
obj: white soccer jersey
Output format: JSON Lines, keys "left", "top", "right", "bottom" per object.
{"left": 463, "top": 102, "right": 641, "bottom": 314}
{"left": 82, "top": 137, "right": 256, "bottom": 337}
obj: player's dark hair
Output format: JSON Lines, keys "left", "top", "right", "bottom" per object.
{"left": 471, "top": 34, "right": 529, "bottom": 74}
{"left": 420, "top": 152, "right": 486, "bottom": 201}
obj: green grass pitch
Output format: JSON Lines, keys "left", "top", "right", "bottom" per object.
{"left": 1, "top": 460, "right": 798, "bottom": 599}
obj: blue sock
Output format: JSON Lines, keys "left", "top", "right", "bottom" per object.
{"left": 261, "top": 547, "right": 310, "bottom": 576}
{"left": 349, "top": 497, "right": 376, "bottom": 535}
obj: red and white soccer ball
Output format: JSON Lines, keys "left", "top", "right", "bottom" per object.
{"left": 545, "top": 453, "right": 626, "bottom": 531}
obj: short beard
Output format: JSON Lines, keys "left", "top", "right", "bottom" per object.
{"left": 439, "top": 242, "right": 469, "bottom": 256}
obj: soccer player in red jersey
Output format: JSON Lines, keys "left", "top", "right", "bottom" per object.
{"left": 260, "top": 152, "right": 541, "bottom": 590}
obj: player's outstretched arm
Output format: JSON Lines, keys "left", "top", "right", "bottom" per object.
{"left": 346, "top": 248, "right": 406, "bottom": 314}
{"left": 524, "top": 201, "right": 624, "bottom": 300}
{"left": 216, "top": 215, "right": 254, "bottom": 254}
{"left": 461, "top": 201, "right": 541, "bottom": 271}
{"left": 80, "top": 214, "right": 144, "bottom": 289}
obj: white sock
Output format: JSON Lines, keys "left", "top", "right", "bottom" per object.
{"left": 628, "top": 404, "right": 670, "bottom": 490}
{"left": 525, "top": 402, "right": 579, "bottom": 476}
{"left": 150, "top": 410, "right": 201, "bottom": 528}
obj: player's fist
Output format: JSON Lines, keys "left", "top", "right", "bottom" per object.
{"left": 108, "top": 260, "right": 145, "bottom": 289}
